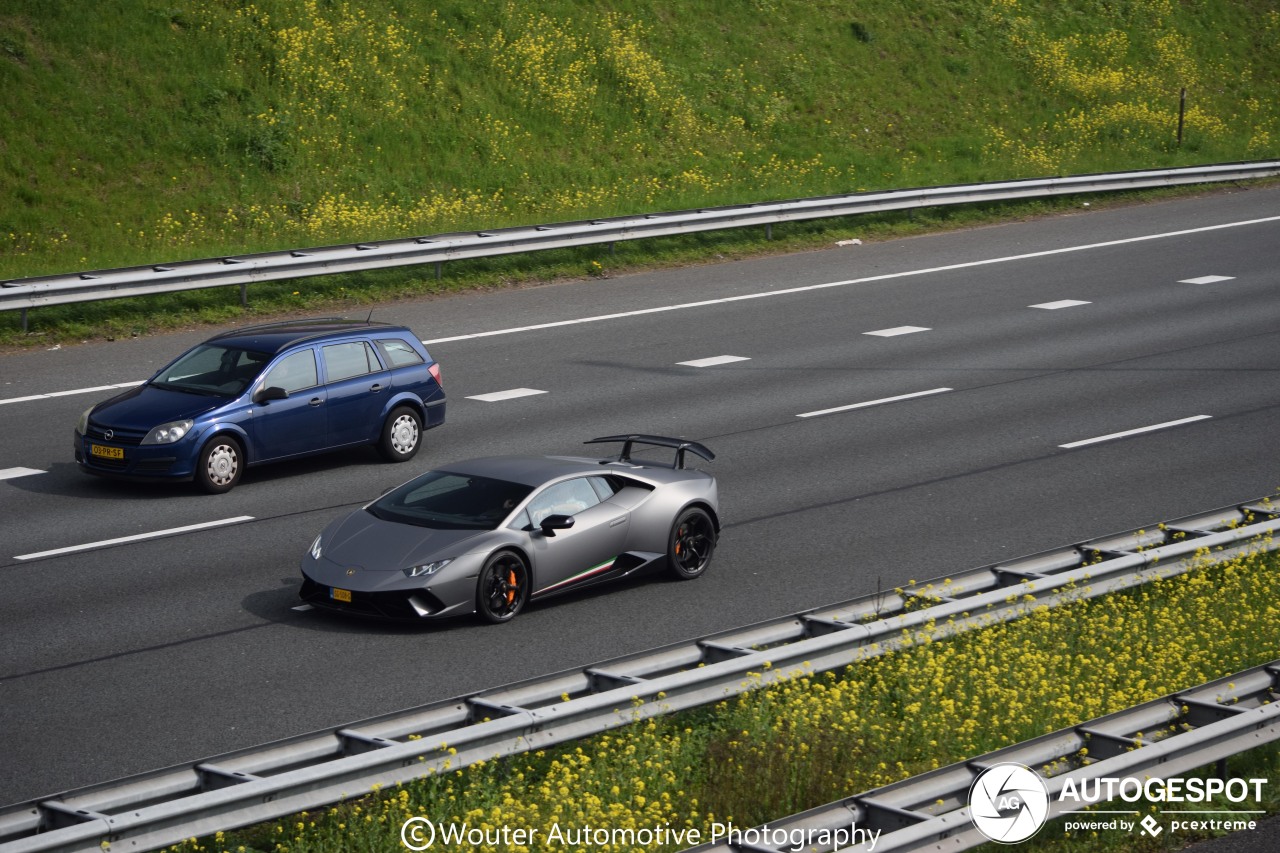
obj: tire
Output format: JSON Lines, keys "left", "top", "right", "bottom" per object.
{"left": 475, "top": 551, "right": 530, "bottom": 624}
{"left": 666, "top": 507, "right": 716, "bottom": 580}
{"left": 378, "top": 406, "right": 422, "bottom": 462}
{"left": 196, "top": 434, "right": 244, "bottom": 494}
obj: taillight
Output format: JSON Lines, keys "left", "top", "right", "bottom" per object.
{"left": 428, "top": 362, "right": 443, "bottom": 387}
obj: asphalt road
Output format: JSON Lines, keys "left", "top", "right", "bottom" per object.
{"left": 1, "top": 185, "right": 1278, "bottom": 807}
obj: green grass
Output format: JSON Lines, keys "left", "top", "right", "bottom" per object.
{"left": 2, "top": 0, "right": 1277, "bottom": 346}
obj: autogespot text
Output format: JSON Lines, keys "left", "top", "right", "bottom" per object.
{"left": 1058, "top": 776, "right": 1267, "bottom": 804}
{"left": 400, "top": 817, "right": 883, "bottom": 851}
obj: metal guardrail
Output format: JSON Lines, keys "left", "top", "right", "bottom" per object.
{"left": 681, "top": 659, "right": 1280, "bottom": 852}
{"left": 1, "top": 495, "right": 1276, "bottom": 852}
{"left": 2, "top": 161, "right": 1278, "bottom": 329}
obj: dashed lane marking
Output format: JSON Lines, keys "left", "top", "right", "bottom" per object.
{"left": 1059, "top": 415, "right": 1212, "bottom": 449}
{"left": 0, "top": 467, "right": 44, "bottom": 481}
{"left": 1030, "top": 300, "right": 1091, "bottom": 310}
{"left": 15, "top": 516, "right": 256, "bottom": 561}
{"left": 465, "top": 388, "right": 548, "bottom": 402}
{"left": 864, "top": 326, "right": 931, "bottom": 337}
{"left": 797, "top": 388, "right": 953, "bottom": 419}
{"left": 676, "top": 355, "right": 751, "bottom": 367}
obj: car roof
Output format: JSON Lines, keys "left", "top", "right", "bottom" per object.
{"left": 206, "top": 319, "right": 413, "bottom": 355}
{"left": 440, "top": 455, "right": 603, "bottom": 487}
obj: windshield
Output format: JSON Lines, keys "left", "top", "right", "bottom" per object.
{"left": 368, "top": 470, "right": 534, "bottom": 530}
{"left": 151, "top": 345, "right": 272, "bottom": 397}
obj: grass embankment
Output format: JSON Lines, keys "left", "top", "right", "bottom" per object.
{"left": 177, "top": 540, "right": 1280, "bottom": 853}
{"left": 2, "top": 0, "right": 1278, "bottom": 345}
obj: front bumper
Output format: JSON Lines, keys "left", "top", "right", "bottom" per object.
{"left": 74, "top": 429, "right": 196, "bottom": 480}
{"left": 300, "top": 556, "right": 478, "bottom": 621}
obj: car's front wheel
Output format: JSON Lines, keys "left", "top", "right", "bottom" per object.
{"left": 196, "top": 435, "right": 243, "bottom": 494}
{"left": 666, "top": 507, "right": 716, "bottom": 579}
{"left": 475, "top": 550, "right": 529, "bottom": 623}
{"left": 378, "top": 406, "right": 422, "bottom": 462}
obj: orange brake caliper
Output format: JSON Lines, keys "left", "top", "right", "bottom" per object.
{"left": 506, "top": 569, "right": 517, "bottom": 604}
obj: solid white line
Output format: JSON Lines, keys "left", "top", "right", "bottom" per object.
{"left": 14, "top": 516, "right": 255, "bottom": 560}
{"left": 1179, "top": 275, "right": 1235, "bottom": 284}
{"left": 465, "top": 388, "right": 548, "bottom": 402}
{"left": 797, "top": 387, "right": 953, "bottom": 418}
{"left": 0, "top": 467, "right": 44, "bottom": 481}
{"left": 0, "top": 380, "right": 144, "bottom": 406}
{"left": 864, "top": 325, "right": 930, "bottom": 337}
{"left": 677, "top": 355, "right": 751, "bottom": 367}
{"left": 419, "top": 215, "right": 1280, "bottom": 346}
{"left": 1059, "top": 415, "right": 1212, "bottom": 449}
{"left": 1030, "top": 299, "right": 1091, "bottom": 310}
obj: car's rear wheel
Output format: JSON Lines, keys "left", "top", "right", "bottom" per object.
{"left": 196, "top": 435, "right": 243, "bottom": 494}
{"left": 475, "top": 551, "right": 529, "bottom": 623}
{"left": 667, "top": 507, "right": 716, "bottom": 579}
{"left": 378, "top": 406, "right": 422, "bottom": 462}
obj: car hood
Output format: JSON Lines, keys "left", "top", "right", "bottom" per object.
{"left": 322, "top": 510, "right": 489, "bottom": 571}
{"left": 90, "top": 384, "right": 228, "bottom": 429}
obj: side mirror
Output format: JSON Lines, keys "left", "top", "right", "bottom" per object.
{"left": 253, "top": 386, "right": 288, "bottom": 403}
{"left": 538, "top": 514, "right": 575, "bottom": 537}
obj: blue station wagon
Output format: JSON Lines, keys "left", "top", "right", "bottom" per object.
{"left": 74, "top": 319, "right": 446, "bottom": 493}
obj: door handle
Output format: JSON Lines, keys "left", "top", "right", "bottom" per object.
{"left": 370, "top": 383, "right": 383, "bottom": 392}
{"left": 309, "top": 397, "right": 323, "bottom": 407}
{"left": 608, "top": 516, "right": 627, "bottom": 527}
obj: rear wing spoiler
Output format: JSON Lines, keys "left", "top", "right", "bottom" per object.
{"left": 584, "top": 434, "right": 715, "bottom": 470}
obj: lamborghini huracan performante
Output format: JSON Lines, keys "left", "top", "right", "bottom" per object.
{"left": 299, "top": 435, "right": 719, "bottom": 623}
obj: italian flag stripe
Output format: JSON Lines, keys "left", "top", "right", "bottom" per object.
{"left": 537, "top": 557, "right": 617, "bottom": 595}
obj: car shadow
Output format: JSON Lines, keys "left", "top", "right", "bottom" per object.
{"left": 249, "top": 568, "right": 676, "bottom": 636}
{"left": 8, "top": 447, "right": 393, "bottom": 500}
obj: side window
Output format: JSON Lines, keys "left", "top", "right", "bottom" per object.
{"left": 322, "top": 341, "right": 379, "bottom": 383}
{"left": 261, "top": 349, "right": 318, "bottom": 394}
{"left": 525, "top": 478, "right": 602, "bottom": 526}
{"left": 588, "top": 476, "right": 617, "bottom": 501}
{"left": 376, "top": 338, "right": 425, "bottom": 368}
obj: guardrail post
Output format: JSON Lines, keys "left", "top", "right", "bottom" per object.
{"left": 435, "top": 261, "right": 442, "bottom": 280}
{"left": 20, "top": 307, "right": 27, "bottom": 333}
{"left": 766, "top": 223, "right": 773, "bottom": 240}
{"left": 239, "top": 283, "right": 247, "bottom": 307}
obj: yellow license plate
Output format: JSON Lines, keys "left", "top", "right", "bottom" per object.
{"left": 331, "top": 587, "right": 352, "bottom": 603}
{"left": 90, "top": 444, "right": 125, "bottom": 460}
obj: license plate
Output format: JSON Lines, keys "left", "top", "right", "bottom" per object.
{"left": 330, "top": 587, "right": 352, "bottom": 603}
{"left": 90, "top": 444, "right": 124, "bottom": 460}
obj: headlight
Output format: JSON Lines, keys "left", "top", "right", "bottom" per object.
{"left": 403, "top": 558, "right": 451, "bottom": 578}
{"left": 142, "top": 419, "right": 194, "bottom": 445}
{"left": 76, "top": 406, "right": 94, "bottom": 435}
{"left": 309, "top": 534, "right": 323, "bottom": 561}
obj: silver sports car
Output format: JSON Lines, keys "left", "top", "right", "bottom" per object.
{"left": 299, "top": 435, "right": 719, "bottom": 622}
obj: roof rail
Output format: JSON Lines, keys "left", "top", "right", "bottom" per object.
{"left": 211, "top": 317, "right": 352, "bottom": 337}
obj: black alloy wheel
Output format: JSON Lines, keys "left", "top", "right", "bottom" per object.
{"left": 667, "top": 507, "right": 716, "bottom": 579}
{"left": 476, "top": 550, "right": 530, "bottom": 623}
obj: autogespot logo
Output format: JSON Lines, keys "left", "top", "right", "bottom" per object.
{"left": 969, "top": 762, "right": 1051, "bottom": 844}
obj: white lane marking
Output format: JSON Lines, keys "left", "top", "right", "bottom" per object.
{"left": 419, "top": 216, "right": 1280, "bottom": 346}
{"left": 465, "top": 388, "right": 548, "bottom": 402}
{"left": 292, "top": 604, "right": 314, "bottom": 612}
{"left": 1179, "top": 275, "right": 1235, "bottom": 284}
{"left": 14, "top": 516, "right": 255, "bottom": 561}
{"left": 0, "top": 380, "right": 144, "bottom": 406}
{"left": 865, "top": 325, "right": 930, "bottom": 337}
{"left": 797, "top": 387, "right": 953, "bottom": 419}
{"left": 677, "top": 355, "right": 751, "bottom": 367}
{"left": 1059, "top": 415, "right": 1212, "bottom": 449}
{"left": 1031, "top": 299, "right": 1091, "bottom": 310}
{"left": 0, "top": 467, "right": 44, "bottom": 481}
